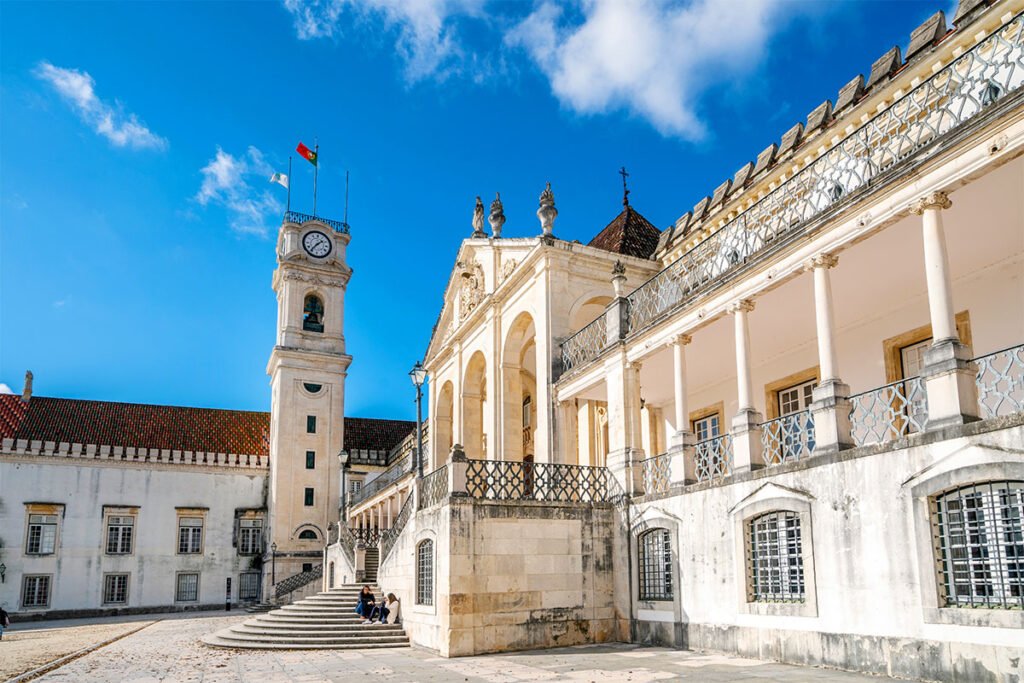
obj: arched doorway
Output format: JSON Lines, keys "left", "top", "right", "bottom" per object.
{"left": 463, "top": 351, "right": 487, "bottom": 460}
{"left": 502, "top": 312, "right": 537, "bottom": 463}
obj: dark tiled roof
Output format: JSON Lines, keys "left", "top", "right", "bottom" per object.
{"left": 0, "top": 394, "right": 270, "bottom": 455}
{"left": 344, "top": 416, "right": 415, "bottom": 453}
{"left": 587, "top": 206, "right": 661, "bottom": 260}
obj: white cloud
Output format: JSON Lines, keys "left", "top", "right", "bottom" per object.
{"left": 196, "top": 146, "right": 282, "bottom": 237}
{"left": 507, "top": 0, "right": 791, "bottom": 139}
{"left": 0, "top": 383, "right": 13, "bottom": 395}
{"left": 283, "top": 0, "right": 486, "bottom": 82}
{"left": 34, "top": 62, "right": 168, "bottom": 151}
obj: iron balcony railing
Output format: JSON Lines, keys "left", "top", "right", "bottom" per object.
{"left": 559, "top": 14, "right": 1024, "bottom": 375}
{"left": 283, "top": 210, "right": 350, "bottom": 234}
{"left": 640, "top": 452, "right": 672, "bottom": 495}
{"left": 349, "top": 454, "right": 411, "bottom": 508}
{"left": 418, "top": 465, "right": 450, "bottom": 510}
{"left": 695, "top": 435, "right": 732, "bottom": 483}
{"left": 850, "top": 376, "right": 928, "bottom": 447}
{"left": 350, "top": 527, "right": 382, "bottom": 547}
{"left": 275, "top": 565, "right": 323, "bottom": 599}
{"left": 974, "top": 344, "right": 1024, "bottom": 419}
{"left": 464, "top": 460, "right": 611, "bottom": 503}
{"left": 761, "top": 411, "right": 816, "bottom": 466}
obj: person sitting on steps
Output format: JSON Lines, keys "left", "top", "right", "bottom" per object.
{"left": 356, "top": 585, "right": 375, "bottom": 622}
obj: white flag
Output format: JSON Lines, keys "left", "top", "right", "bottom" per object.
{"left": 269, "top": 172, "right": 289, "bottom": 189}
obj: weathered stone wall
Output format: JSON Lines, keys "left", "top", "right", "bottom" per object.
{"left": 630, "top": 418, "right": 1024, "bottom": 682}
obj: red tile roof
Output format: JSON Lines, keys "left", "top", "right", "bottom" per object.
{"left": 0, "top": 394, "right": 270, "bottom": 455}
{"left": 587, "top": 206, "right": 661, "bottom": 260}
{"left": 0, "top": 394, "right": 414, "bottom": 459}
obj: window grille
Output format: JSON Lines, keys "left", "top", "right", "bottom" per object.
{"left": 417, "top": 539, "right": 434, "bottom": 606}
{"left": 176, "top": 573, "right": 199, "bottom": 601}
{"left": 106, "top": 516, "right": 134, "bottom": 554}
{"left": 178, "top": 517, "right": 203, "bottom": 554}
{"left": 104, "top": 574, "right": 129, "bottom": 604}
{"left": 22, "top": 575, "right": 51, "bottom": 607}
{"left": 239, "top": 572, "right": 261, "bottom": 600}
{"left": 638, "top": 528, "right": 673, "bottom": 600}
{"left": 238, "top": 519, "right": 263, "bottom": 555}
{"left": 933, "top": 481, "right": 1024, "bottom": 609}
{"left": 748, "top": 511, "right": 805, "bottom": 602}
{"left": 26, "top": 514, "right": 57, "bottom": 554}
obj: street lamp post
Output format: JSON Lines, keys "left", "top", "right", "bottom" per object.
{"left": 409, "top": 361, "right": 427, "bottom": 478}
{"left": 270, "top": 542, "right": 277, "bottom": 585}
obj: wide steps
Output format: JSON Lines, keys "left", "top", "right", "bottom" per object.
{"left": 204, "top": 585, "right": 408, "bottom": 651}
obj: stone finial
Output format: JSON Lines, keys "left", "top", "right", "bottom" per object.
{"left": 611, "top": 261, "right": 627, "bottom": 297}
{"left": 866, "top": 46, "right": 902, "bottom": 88}
{"left": 22, "top": 370, "right": 33, "bottom": 403}
{"left": 834, "top": 75, "right": 865, "bottom": 113}
{"left": 910, "top": 191, "right": 952, "bottom": 215}
{"left": 537, "top": 182, "right": 557, "bottom": 237}
{"left": 907, "top": 11, "right": 947, "bottom": 60}
{"left": 471, "top": 196, "right": 487, "bottom": 237}
{"left": 488, "top": 192, "right": 505, "bottom": 238}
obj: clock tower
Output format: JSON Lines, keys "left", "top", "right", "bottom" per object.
{"left": 266, "top": 214, "right": 352, "bottom": 587}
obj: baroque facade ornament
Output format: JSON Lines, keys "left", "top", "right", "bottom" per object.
{"left": 909, "top": 191, "right": 952, "bottom": 215}
{"left": 283, "top": 270, "right": 338, "bottom": 288}
{"left": 471, "top": 196, "right": 487, "bottom": 237}
{"left": 537, "top": 182, "right": 557, "bottom": 237}
{"left": 459, "top": 260, "right": 485, "bottom": 321}
{"left": 488, "top": 193, "right": 505, "bottom": 238}
{"left": 500, "top": 257, "right": 519, "bottom": 282}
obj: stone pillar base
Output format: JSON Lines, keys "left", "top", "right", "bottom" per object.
{"left": 810, "top": 380, "right": 853, "bottom": 455}
{"left": 922, "top": 340, "right": 980, "bottom": 429}
{"left": 731, "top": 409, "right": 764, "bottom": 473}
{"left": 608, "top": 447, "right": 645, "bottom": 496}
{"left": 669, "top": 432, "right": 697, "bottom": 484}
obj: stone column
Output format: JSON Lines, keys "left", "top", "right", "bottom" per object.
{"left": 604, "top": 353, "right": 644, "bottom": 495}
{"left": 386, "top": 496, "right": 393, "bottom": 528}
{"left": 668, "top": 334, "right": 697, "bottom": 484}
{"left": 910, "top": 192, "right": 980, "bottom": 427}
{"left": 730, "top": 300, "right": 764, "bottom": 473}
{"left": 808, "top": 254, "right": 853, "bottom": 454}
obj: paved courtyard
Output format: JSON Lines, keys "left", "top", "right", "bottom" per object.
{"left": 5, "top": 612, "right": 903, "bottom": 682}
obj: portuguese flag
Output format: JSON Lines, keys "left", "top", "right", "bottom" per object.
{"left": 296, "top": 141, "right": 317, "bottom": 166}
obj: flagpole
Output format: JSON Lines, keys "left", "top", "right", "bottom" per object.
{"left": 286, "top": 156, "right": 292, "bottom": 214}
{"left": 313, "top": 141, "right": 319, "bottom": 217}
{"left": 344, "top": 170, "right": 349, "bottom": 226}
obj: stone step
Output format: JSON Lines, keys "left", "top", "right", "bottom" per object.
{"left": 207, "top": 632, "right": 409, "bottom": 646}
{"left": 202, "top": 634, "right": 408, "bottom": 650}
{"left": 234, "top": 623, "right": 404, "bottom": 634}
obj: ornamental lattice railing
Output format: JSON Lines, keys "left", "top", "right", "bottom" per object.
{"left": 562, "top": 315, "right": 610, "bottom": 373}
{"left": 418, "top": 465, "right": 449, "bottom": 510}
{"left": 350, "top": 528, "right": 381, "bottom": 547}
{"left": 275, "top": 565, "right": 323, "bottom": 599}
{"left": 761, "top": 411, "right": 816, "bottom": 466}
{"left": 350, "top": 454, "right": 411, "bottom": 508}
{"left": 560, "top": 13, "right": 1024, "bottom": 374}
{"left": 850, "top": 377, "right": 928, "bottom": 447}
{"left": 695, "top": 435, "right": 732, "bottom": 483}
{"left": 464, "top": 460, "right": 611, "bottom": 502}
{"left": 974, "top": 344, "right": 1024, "bottom": 418}
{"left": 283, "top": 210, "right": 350, "bottom": 234}
{"left": 640, "top": 452, "right": 671, "bottom": 495}
{"left": 379, "top": 494, "right": 413, "bottom": 563}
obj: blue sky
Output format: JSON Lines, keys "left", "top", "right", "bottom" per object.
{"left": 0, "top": 0, "right": 947, "bottom": 420}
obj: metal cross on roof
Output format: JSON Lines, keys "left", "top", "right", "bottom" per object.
{"left": 619, "top": 166, "right": 630, "bottom": 207}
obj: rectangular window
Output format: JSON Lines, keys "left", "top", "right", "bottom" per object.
{"left": 177, "top": 517, "right": 203, "bottom": 554}
{"left": 22, "top": 575, "right": 52, "bottom": 608}
{"left": 693, "top": 414, "right": 720, "bottom": 442}
{"left": 777, "top": 379, "right": 817, "bottom": 416}
{"left": 238, "top": 519, "right": 263, "bottom": 555}
{"left": 748, "top": 511, "right": 805, "bottom": 602}
{"left": 239, "top": 572, "right": 261, "bottom": 601}
{"left": 349, "top": 480, "right": 362, "bottom": 495}
{"left": 302, "top": 562, "right": 314, "bottom": 573}
{"left": 106, "top": 516, "right": 135, "bottom": 555}
{"left": 306, "top": 450, "right": 316, "bottom": 469}
{"left": 176, "top": 573, "right": 200, "bottom": 602}
{"left": 638, "top": 529, "right": 673, "bottom": 601}
{"left": 900, "top": 338, "right": 932, "bottom": 379}
{"left": 304, "top": 488, "right": 315, "bottom": 506}
{"left": 26, "top": 514, "right": 58, "bottom": 555}
{"left": 306, "top": 415, "right": 317, "bottom": 433}
{"left": 103, "top": 574, "right": 129, "bottom": 604}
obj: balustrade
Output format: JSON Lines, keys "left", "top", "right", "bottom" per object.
{"left": 379, "top": 495, "right": 413, "bottom": 562}
{"left": 974, "top": 344, "right": 1024, "bottom": 418}
{"left": 283, "top": 210, "right": 350, "bottom": 234}
{"left": 464, "top": 460, "right": 610, "bottom": 503}
{"left": 761, "top": 411, "right": 816, "bottom": 466}
{"left": 418, "top": 465, "right": 450, "bottom": 510}
{"left": 561, "top": 315, "right": 610, "bottom": 373}
{"left": 850, "top": 377, "right": 928, "bottom": 446}
{"left": 640, "top": 453, "right": 671, "bottom": 495}
{"left": 695, "top": 435, "right": 732, "bottom": 483}
{"left": 349, "top": 454, "right": 410, "bottom": 508}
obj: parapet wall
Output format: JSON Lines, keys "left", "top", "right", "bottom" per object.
{"left": 1, "top": 437, "right": 268, "bottom": 471}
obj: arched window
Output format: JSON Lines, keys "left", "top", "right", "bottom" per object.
{"left": 933, "top": 481, "right": 1024, "bottom": 609}
{"left": 638, "top": 528, "right": 673, "bottom": 600}
{"left": 747, "top": 511, "right": 804, "bottom": 602}
{"left": 298, "top": 529, "right": 319, "bottom": 540}
{"left": 416, "top": 539, "right": 434, "bottom": 606}
{"left": 303, "top": 294, "right": 324, "bottom": 333}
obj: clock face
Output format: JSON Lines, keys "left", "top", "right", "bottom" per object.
{"left": 302, "top": 231, "right": 332, "bottom": 258}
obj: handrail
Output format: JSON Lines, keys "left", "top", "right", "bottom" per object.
{"left": 283, "top": 210, "right": 350, "bottom": 234}
{"left": 275, "top": 565, "right": 323, "bottom": 599}
{"left": 379, "top": 495, "right": 413, "bottom": 563}
{"left": 349, "top": 454, "right": 412, "bottom": 507}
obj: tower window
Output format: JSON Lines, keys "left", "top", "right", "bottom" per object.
{"left": 304, "top": 488, "right": 314, "bottom": 506}
{"left": 306, "top": 450, "right": 316, "bottom": 469}
{"left": 303, "top": 295, "right": 324, "bottom": 333}
{"left": 307, "top": 415, "right": 317, "bottom": 433}
{"left": 298, "top": 529, "right": 318, "bottom": 540}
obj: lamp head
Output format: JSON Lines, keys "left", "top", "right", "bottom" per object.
{"left": 409, "top": 360, "right": 426, "bottom": 387}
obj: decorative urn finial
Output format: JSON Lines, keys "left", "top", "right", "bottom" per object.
{"left": 471, "top": 196, "right": 487, "bottom": 237}
{"left": 488, "top": 192, "right": 505, "bottom": 238}
{"left": 537, "top": 182, "right": 557, "bottom": 237}
{"left": 611, "top": 261, "right": 627, "bottom": 298}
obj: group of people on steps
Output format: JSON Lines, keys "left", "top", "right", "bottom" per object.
{"left": 355, "top": 586, "right": 399, "bottom": 625}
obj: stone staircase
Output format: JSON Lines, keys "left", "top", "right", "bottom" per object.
{"left": 203, "top": 584, "right": 408, "bottom": 650}
{"left": 364, "top": 547, "right": 379, "bottom": 582}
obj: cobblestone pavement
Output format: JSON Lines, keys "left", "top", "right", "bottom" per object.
{"left": 15, "top": 613, "right": 898, "bottom": 682}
